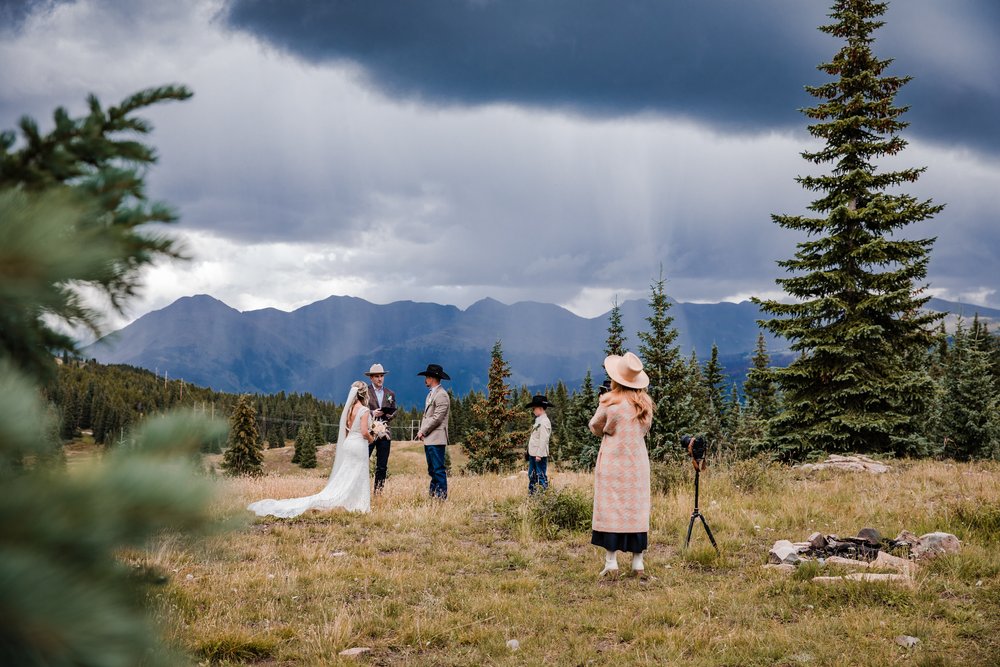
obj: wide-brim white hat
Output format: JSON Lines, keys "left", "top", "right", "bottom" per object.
{"left": 364, "top": 363, "right": 388, "bottom": 376}
{"left": 603, "top": 351, "right": 649, "bottom": 390}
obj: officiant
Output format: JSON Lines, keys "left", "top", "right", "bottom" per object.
{"left": 365, "top": 363, "right": 396, "bottom": 494}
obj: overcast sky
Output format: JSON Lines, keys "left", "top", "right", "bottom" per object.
{"left": 2, "top": 0, "right": 998, "bottom": 330}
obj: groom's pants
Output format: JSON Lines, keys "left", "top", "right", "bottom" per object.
{"left": 424, "top": 444, "right": 448, "bottom": 499}
{"left": 368, "top": 437, "right": 391, "bottom": 493}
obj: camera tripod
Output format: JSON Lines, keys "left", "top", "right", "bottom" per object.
{"left": 684, "top": 464, "right": 720, "bottom": 554}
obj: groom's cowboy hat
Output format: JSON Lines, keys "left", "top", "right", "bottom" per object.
{"left": 604, "top": 351, "right": 650, "bottom": 390}
{"left": 364, "top": 363, "right": 388, "bottom": 376}
{"left": 525, "top": 394, "right": 552, "bottom": 409}
{"left": 417, "top": 363, "right": 451, "bottom": 381}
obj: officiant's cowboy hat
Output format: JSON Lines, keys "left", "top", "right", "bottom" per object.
{"left": 364, "top": 363, "right": 388, "bottom": 376}
{"left": 417, "top": 363, "right": 451, "bottom": 381}
{"left": 604, "top": 351, "right": 650, "bottom": 390}
{"left": 525, "top": 394, "right": 552, "bottom": 409}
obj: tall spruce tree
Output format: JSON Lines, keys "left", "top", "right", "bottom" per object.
{"left": 938, "top": 322, "right": 999, "bottom": 460}
{"left": 564, "top": 370, "right": 601, "bottom": 470}
{"left": 222, "top": 394, "right": 264, "bottom": 476}
{"left": 744, "top": 333, "right": 778, "bottom": 420}
{"left": 637, "top": 272, "right": 690, "bottom": 458}
{"left": 754, "top": 0, "right": 943, "bottom": 459}
{"left": 604, "top": 298, "right": 627, "bottom": 361}
{"left": 0, "top": 87, "right": 236, "bottom": 665}
{"left": 703, "top": 343, "right": 727, "bottom": 427}
{"left": 463, "top": 340, "right": 524, "bottom": 473}
{"left": 0, "top": 86, "right": 192, "bottom": 382}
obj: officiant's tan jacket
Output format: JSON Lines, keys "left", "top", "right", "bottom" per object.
{"left": 420, "top": 386, "right": 450, "bottom": 445}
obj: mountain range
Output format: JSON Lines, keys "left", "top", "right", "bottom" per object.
{"left": 85, "top": 294, "right": 999, "bottom": 406}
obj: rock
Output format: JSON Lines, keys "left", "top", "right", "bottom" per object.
{"left": 330, "top": 551, "right": 347, "bottom": 557}
{"left": 825, "top": 556, "right": 871, "bottom": 569}
{"left": 895, "top": 635, "right": 920, "bottom": 649}
{"left": 913, "top": 532, "right": 961, "bottom": 560}
{"left": 763, "top": 563, "right": 797, "bottom": 575}
{"left": 811, "top": 573, "right": 911, "bottom": 586}
{"left": 769, "top": 540, "right": 801, "bottom": 565}
{"left": 894, "top": 530, "right": 920, "bottom": 547}
{"left": 873, "top": 550, "right": 917, "bottom": 576}
{"left": 808, "top": 532, "right": 828, "bottom": 550}
{"left": 795, "top": 454, "right": 890, "bottom": 474}
{"left": 857, "top": 527, "right": 882, "bottom": 546}
{"left": 506, "top": 639, "right": 520, "bottom": 651}
{"left": 339, "top": 647, "right": 372, "bottom": 657}
{"left": 843, "top": 572, "right": 911, "bottom": 586}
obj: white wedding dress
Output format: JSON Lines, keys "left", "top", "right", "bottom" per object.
{"left": 248, "top": 387, "right": 371, "bottom": 517}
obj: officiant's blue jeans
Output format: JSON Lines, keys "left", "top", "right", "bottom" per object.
{"left": 424, "top": 445, "right": 448, "bottom": 498}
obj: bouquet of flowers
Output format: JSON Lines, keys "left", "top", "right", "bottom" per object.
{"left": 370, "top": 419, "right": 389, "bottom": 440}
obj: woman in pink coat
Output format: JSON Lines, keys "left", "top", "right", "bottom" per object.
{"left": 589, "top": 351, "right": 654, "bottom": 578}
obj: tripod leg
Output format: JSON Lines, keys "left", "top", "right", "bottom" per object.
{"left": 698, "top": 514, "right": 720, "bottom": 555}
{"left": 685, "top": 512, "right": 697, "bottom": 549}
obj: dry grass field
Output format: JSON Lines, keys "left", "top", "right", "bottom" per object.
{"left": 141, "top": 443, "right": 1000, "bottom": 666}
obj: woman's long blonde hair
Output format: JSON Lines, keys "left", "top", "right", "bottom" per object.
{"left": 608, "top": 380, "right": 653, "bottom": 426}
{"left": 346, "top": 381, "right": 369, "bottom": 432}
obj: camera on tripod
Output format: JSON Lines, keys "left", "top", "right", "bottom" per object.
{"left": 680, "top": 433, "right": 719, "bottom": 554}
{"left": 680, "top": 433, "right": 707, "bottom": 471}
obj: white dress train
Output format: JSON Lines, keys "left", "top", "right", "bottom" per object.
{"left": 248, "top": 401, "right": 371, "bottom": 517}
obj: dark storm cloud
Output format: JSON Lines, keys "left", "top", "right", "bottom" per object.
{"left": 222, "top": 0, "right": 1000, "bottom": 154}
{"left": 0, "top": 0, "right": 70, "bottom": 32}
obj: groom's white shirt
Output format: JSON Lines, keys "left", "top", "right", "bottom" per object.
{"left": 374, "top": 386, "right": 385, "bottom": 407}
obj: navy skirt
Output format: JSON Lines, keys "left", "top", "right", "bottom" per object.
{"left": 591, "top": 530, "right": 648, "bottom": 553}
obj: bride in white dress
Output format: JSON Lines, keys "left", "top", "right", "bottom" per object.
{"left": 248, "top": 381, "right": 375, "bottom": 517}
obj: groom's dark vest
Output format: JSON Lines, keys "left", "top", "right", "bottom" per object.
{"left": 367, "top": 384, "right": 396, "bottom": 429}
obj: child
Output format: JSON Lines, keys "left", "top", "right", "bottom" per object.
{"left": 525, "top": 394, "right": 552, "bottom": 494}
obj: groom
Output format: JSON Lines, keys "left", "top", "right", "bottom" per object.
{"left": 364, "top": 363, "right": 396, "bottom": 494}
{"left": 416, "top": 363, "right": 451, "bottom": 499}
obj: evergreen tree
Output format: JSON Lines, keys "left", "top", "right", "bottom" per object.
{"left": 297, "top": 421, "right": 319, "bottom": 469}
{"left": 744, "top": 333, "right": 778, "bottom": 420}
{"left": 687, "top": 350, "right": 723, "bottom": 445}
{"left": 0, "top": 87, "right": 231, "bottom": 665}
{"left": 463, "top": 340, "right": 525, "bottom": 473}
{"left": 637, "top": 271, "right": 690, "bottom": 458}
{"left": 703, "top": 343, "right": 727, "bottom": 426}
{"left": 222, "top": 394, "right": 264, "bottom": 476}
{"left": 754, "top": 0, "right": 943, "bottom": 459}
{"left": 292, "top": 422, "right": 310, "bottom": 465}
{"left": 938, "top": 322, "right": 999, "bottom": 460}
{"left": 604, "top": 298, "right": 627, "bottom": 361}
{"left": 563, "top": 370, "right": 601, "bottom": 470}
{"left": 723, "top": 383, "right": 742, "bottom": 437}
{"left": 0, "top": 86, "right": 192, "bottom": 382}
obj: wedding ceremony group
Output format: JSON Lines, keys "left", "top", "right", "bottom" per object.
{"left": 249, "top": 353, "right": 659, "bottom": 578}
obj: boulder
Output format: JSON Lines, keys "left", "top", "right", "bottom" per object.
{"left": 339, "top": 647, "right": 372, "bottom": 658}
{"left": 913, "top": 532, "right": 961, "bottom": 560}
{"left": 895, "top": 635, "right": 920, "bottom": 649}
{"left": 763, "top": 563, "right": 797, "bottom": 575}
{"left": 873, "top": 550, "right": 917, "bottom": 576}
{"left": 769, "top": 540, "right": 801, "bottom": 565}
{"left": 894, "top": 530, "right": 920, "bottom": 547}
{"left": 808, "top": 532, "right": 828, "bottom": 550}
{"left": 811, "top": 573, "right": 911, "bottom": 586}
{"left": 825, "top": 556, "right": 871, "bottom": 569}
{"left": 857, "top": 527, "right": 882, "bottom": 546}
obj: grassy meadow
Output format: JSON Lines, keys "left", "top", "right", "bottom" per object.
{"left": 136, "top": 443, "right": 1000, "bottom": 665}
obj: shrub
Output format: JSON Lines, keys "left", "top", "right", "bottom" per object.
{"left": 726, "top": 455, "right": 779, "bottom": 493}
{"left": 530, "top": 486, "right": 593, "bottom": 539}
{"left": 651, "top": 461, "right": 693, "bottom": 495}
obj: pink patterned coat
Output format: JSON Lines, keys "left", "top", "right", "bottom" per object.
{"left": 589, "top": 400, "right": 652, "bottom": 533}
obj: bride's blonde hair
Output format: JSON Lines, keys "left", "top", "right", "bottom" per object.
{"left": 352, "top": 381, "right": 369, "bottom": 404}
